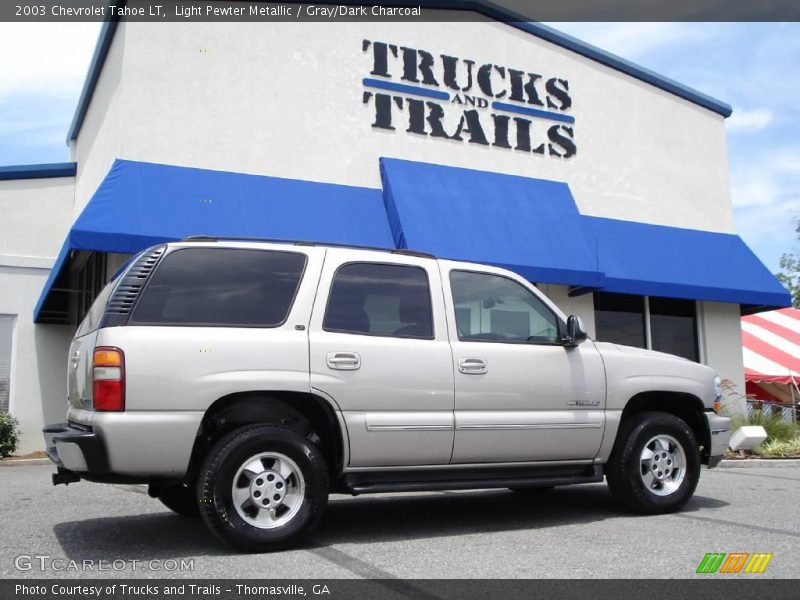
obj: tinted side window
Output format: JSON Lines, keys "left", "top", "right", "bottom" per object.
{"left": 450, "top": 271, "right": 559, "bottom": 343}
{"left": 323, "top": 263, "right": 433, "bottom": 339}
{"left": 131, "top": 248, "right": 306, "bottom": 326}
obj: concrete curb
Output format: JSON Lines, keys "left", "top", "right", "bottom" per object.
{"left": 0, "top": 458, "right": 51, "bottom": 467}
{"left": 719, "top": 458, "right": 800, "bottom": 468}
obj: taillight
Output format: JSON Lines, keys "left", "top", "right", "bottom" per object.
{"left": 93, "top": 347, "right": 125, "bottom": 411}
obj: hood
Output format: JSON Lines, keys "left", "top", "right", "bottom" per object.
{"left": 609, "top": 343, "right": 691, "bottom": 362}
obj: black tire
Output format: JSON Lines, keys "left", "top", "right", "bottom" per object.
{"left": 509, "top": 486, "right": 554, "bottom": 494}
{"left": 197, "top": 424, "right": 329, "bottom": 552}
{"left": 157, "top": 483, "right": 200, "bottom": 517}
{"left": 606, "top": 411, "right": 700, "bottom": 514}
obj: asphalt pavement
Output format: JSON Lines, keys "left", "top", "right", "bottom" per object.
{"left": 0, "top": 463, "right": 797, "bottom": 579}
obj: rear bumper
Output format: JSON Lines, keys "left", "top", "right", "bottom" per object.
{"left": 704, "top": 412, "right": 731, "bottom": 468}
{"left": 43, "top": 422, "right": 109, "bottom": 474}
{"left": 47, "top": 409, "right": 202, "bottom": 481}
{"left": 43, "top": 422, "right": 155, "bottom": 485}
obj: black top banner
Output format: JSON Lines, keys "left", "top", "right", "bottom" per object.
{"left": 2, "top": 0, "right": 800, "bottom": 22}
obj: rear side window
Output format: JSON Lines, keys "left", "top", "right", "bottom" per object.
{"left": 323, "top": 263, "right": 433, "bottom": 339}
{"left": 131, "top": 248, "right": 306, "bottom": 327}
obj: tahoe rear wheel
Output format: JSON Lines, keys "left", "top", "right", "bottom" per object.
{"left": 197, "top": 424, "right": 329, "bottom": 552}
{"left": 606, "top": 411, "right": 700, "bottom": 514}
{"left": 156, "top": 483, "right": 200, "bottom": 517}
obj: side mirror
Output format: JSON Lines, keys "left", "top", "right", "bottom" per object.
{"left": 564, "top": 315, "right": 588, "bottom": 347}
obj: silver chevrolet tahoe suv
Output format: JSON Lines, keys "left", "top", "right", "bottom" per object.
{"left": 45, "top": 238, "right": 731, "bottom": 552}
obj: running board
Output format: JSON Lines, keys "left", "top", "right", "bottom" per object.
{"left": 343, "top": 464, "right": 604, "bottom": 495}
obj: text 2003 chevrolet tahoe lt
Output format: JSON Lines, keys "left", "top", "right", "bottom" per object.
{"left": 45, "top": 239, "right": 731, "bottom": 551}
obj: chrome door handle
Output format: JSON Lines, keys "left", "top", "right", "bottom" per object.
{"left": 326, "top": 352, "right": 361, "bottom": 370}
{"left": 458, "top": 357, "right": 487, "bottom": 374}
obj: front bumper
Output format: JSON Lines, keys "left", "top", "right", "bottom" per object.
{"left": 43, "top": 422, "right": 109, "bottom": 477}
{"left": 704, "top": 411, "right": 731, "bottom": 468}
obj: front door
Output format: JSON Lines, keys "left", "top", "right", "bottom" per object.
{"left": 441, "top": 263, "right": 606, "bottom": 464}
{"left": 309, "top": 250, "right": 455, "bottom": 467}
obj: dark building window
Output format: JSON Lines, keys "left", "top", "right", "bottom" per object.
{"left": 73, "top": 251, "right": 108, "bottom": 324}
{"left": 594, "top": 293, "right": 646, "bottom": 349}
{"left": 594, "top": 292, "right": 699, "bottom": 362}
{"left": 649, "top": 297, "right": 699, "bottom": 362}
{"left": 323, "top": 263, "right": 433, "bottom": 339}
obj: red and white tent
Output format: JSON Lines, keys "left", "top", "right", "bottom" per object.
{"left": 741, "top": 307, "right": 800, "bottom": 404}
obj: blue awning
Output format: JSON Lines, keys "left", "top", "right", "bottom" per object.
{"left": 583, "top": 216, "right": 791, "bottom": 311}
{"left": 379, "top": 157, "right": 789, "bottom": 312}
{"left": 34, "top": 159, "right": 394, "bottom": 323}
{"left": 380, "top": 158, "right": 605, "bottom": 288}
{"left": 36, "top": 157, "right": 790, "bottom": 324}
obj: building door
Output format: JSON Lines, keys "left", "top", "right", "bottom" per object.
{"left": 441, "top": 264, "right": 606, "bottom": 463}
{"left": 309, "top": 251, "right": 455, "bottom": 467}
{"left": 0, "top": 315, "right": 15, "bottom": 413}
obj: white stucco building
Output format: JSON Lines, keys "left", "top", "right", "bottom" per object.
{"left": 0, "top": 6, "right": 790, "bottom": 452}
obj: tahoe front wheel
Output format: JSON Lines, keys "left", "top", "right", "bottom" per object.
{"left": 197, "top": 424, "right": 329, "bottom": 552}
{"left": 606, "top": 411, "right": 700, "bottom": 514}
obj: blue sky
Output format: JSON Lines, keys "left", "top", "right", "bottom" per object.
{"left": 549, "top": 22, "right": 800, "bottom": 274}
{"left": 0, "top": 22, "right": 797, "bottom": 273}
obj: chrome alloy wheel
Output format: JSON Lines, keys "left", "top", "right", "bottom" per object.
{"left": 232, "top": 452, "right": 305, "bottom": 529}
{"left": 639, "top": 434, "right": 686, "bottom": 496}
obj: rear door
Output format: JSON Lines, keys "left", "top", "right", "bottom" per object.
{"left": 114, "top": 244, "right": 322, "bottom": 413}
{"left": 309, "top": 250, "right": 454, "bottom": 467}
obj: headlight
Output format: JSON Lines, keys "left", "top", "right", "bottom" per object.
{"left": 713, "top": 376, "right": 723, "bottom": 412}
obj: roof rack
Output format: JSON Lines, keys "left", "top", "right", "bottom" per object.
{"left": 180, "top": 236, "right": 436, "bottom": 260}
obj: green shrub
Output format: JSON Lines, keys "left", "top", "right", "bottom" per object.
{"left": 0, "top": 412, "right": 19, "bottom": 458}
{"left": 755, "top": 437, "right": 800, "bottom": 457}
{"left": 785, "top": 437, "right": 800, "bottom": 454}
{"left": 731, "top": 411, "right": 800, "bottom": 444}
